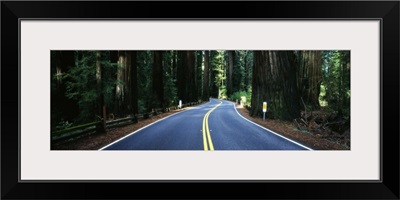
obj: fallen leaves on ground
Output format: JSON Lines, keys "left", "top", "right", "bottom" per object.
{"left": 236, "top": 104, "right": 349, "bottom": 150}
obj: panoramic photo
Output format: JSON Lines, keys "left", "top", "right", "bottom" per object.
{"left": 51, "top": 50, "right": 350, "bottom": 150}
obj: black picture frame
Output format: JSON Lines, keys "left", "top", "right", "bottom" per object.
{"left": 2, "top": 1, "right": 399, "bottom": 199}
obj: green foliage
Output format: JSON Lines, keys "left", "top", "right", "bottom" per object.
{"left": 319, "top": 84, "right": 328, "bottom": 107}
{"left": 219, "top": 85, "right": 227, "bottom": 99}
{"left": 321, "top": 50, "right": 350, "bottom": 118}
{"left": 207, "top": 50, "right": 253, "bottom": 100}
{"left": 63, "top": 51, "right": 97, "bottom": 122}
{"left": 102, "top": 58, "right": 118, "bottom": 109}
{"left": 211, "top": 50, "right": 226, "bottom": 98}
{"left": 63, "top": 51, "right": 116, "bottom": 123}
{"left": 137, "top": 51, "right": 153, "bottom": 112}
{"left": 137, "top": 99, "right": 146, "bottom": 114}
{"left": 163, "top": 51, "right": 178, "bottom": 107}
{"left": 244, "top": 51, "right": 253, "bottom": 92}
{"left": 230, "top": 90, "right": 251, "bottom": 106}
{"left": 232, "top": 51, "right": 246, "bottom": 92}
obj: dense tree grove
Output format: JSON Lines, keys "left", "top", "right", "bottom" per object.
{"left": 51, "top": 50, "right": 350, "bottom": 132}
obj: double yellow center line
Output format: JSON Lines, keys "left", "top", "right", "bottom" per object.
{"left": 202, "top": 101, "right": 222, "bottom": 151}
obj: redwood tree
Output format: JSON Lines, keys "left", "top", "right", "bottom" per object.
{"left": 251, "top": 51, "right": 300, "bottom": 120}
{"left": 203, "top": 50, "right": 210, "bottom": 100}
{"left": 129, "top": 51, "right": 138, "bottom": 115}
{"left": 95, "top": 51, "right": 105, "bottom": 133}
{"left": 152, "top": 51, "right": 164, "bottom": 109}
{"left": 297, "top": 51, "right": 322, "bottom": 109}
{"left": 115, "top": 51, "right": 126, "bottom": 116}
{"left": 177, "top": 51, "right": 197, "bottom": 103}
{"left": 227, "top": 50, "right": 234, "bottom": 96}
{"left": 185, "top": 51, "right": 197, "bottom": 102}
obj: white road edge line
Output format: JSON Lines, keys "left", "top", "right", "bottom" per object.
{"left": 227, "top": 100, "right": 314, "bottom": 151}
{"left": 98, "top": 101, "right": 214, "bottom": 151}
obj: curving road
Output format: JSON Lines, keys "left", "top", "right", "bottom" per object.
{"left": 100, "top": 99, "right": 312, "bottom": 150}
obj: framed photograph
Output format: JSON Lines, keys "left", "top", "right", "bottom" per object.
{"left": 2, "top": 1, "right": 399, "bottom": 199}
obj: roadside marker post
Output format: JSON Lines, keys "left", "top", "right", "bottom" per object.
{"left": 262, "top": 102, "right": 267, "bottom": 121}
{"left": 178, "top": 100, "right": 182, "bottom": 109}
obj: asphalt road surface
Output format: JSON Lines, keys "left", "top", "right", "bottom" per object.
{"left": 100, "top": 99, "right": 312, "bottom": 150}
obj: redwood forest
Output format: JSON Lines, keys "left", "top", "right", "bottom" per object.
{"left": 51, "top": 50, "right": 350, "bottom": 150}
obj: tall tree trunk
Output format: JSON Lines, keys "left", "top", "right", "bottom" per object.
{"left": 251, "top": 51, "right": 300, "bottom": 120}
{"left": 109, "top": 51, "right": 118, "bottom": 114}
{"left": 125, "top": 52, "right": 132, "bottom": 114}
{"left": 130, "top": 51, "right": 138, "bottom": 114}
{"left": 96, "top": 51, "right": 105, "bottom": 133}
{"left": 115, "top": 51, "right": 126, "bottom": 117}
{"left": 196, "top": 51, "right": 203, "bottom": 99}
{"left": 232, "top": 51, "right": 242, "bottom": 93}
{"left": 172, "top": 51, "right": 177, "bottom": 81}
{"left": 338, "top": 59, "right": 344, "bottom": 117}
{"left": 209, "top": 50, "right": 219, "bottom": 98}
{"left": 203, "top": 50, "right": 210, "bottom": 100}
{"left": 194, "top": 52, "right": 198, "bottom": 99}
{"left": 243, "top": 51, "right": 249, "bottom": 91}
{"left": 248, "top": 52, "right": 253, "bottom": 92}
{"left": 177, "top": 51, "right": 185, "bottom": 102}
{"left": 176, "top": 51, "right": 197, "bottom": 103}
{"left": 250, "top": 51, "right": 268, "bottom": 117}
{"left": 297, "top": 51, "right": 322, "bottom": 109}
{"left": 153, "top": 51, "right": 164, "bottom": 109}
{"left": 227, "top": 50, "right": 234, "bottom": 96}
{"left": 341, "top": 51, "right": 350, "bottom": 117}
{"left": 186, "top": 51, "right": 196, "bottom": 102}
{"left": 280, "top": 51, "right": 301, "bottom": 120}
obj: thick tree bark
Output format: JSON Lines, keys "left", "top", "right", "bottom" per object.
{"left": 297, "top": 51, "right": 322, "bottom": 109}
{"left": 250, "top": 51, "right": 269, "bottom": 117}
{"left": 251, "top": 51, "right": 300, "bottom": 120}
{"left": 280, "top": 51, "right": 301, "bottom": 120}
{"left": 114, "top": 51, "right": 138, "bottom": 116}
{"left": 203, "top": 50, "right": 210, "bottom": 100}
{"left": 153, "top": 51, "right": 164, "bottom": 109}
{"left": 176, "top": 51, "right": 197, "bottom": 103}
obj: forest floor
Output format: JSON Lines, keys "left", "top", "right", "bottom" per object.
{"left": 235, "top": 104, "right": 350, "bottom": 150}
{"left": 52, "top": 101, "right": 350, "bottom": 150}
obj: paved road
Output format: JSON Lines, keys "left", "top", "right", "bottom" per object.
{"left": 100, "top": 99, "right": 312, "bottom": 150}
